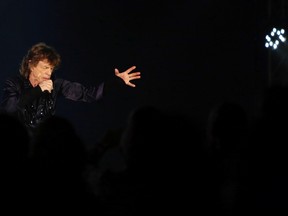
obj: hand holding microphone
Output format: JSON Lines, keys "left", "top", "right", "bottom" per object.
{"left": 39, "top": 80, "right": 53, "bottom": 93}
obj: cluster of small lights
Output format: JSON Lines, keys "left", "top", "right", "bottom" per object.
{"left": 265, "top": 28, "right": 286, "bottom": 50}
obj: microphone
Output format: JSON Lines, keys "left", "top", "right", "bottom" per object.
{"left": 43, "top": 90, "right": 53, "bottom": 99}
{"left": 43, "top": 89, "right": 53, "bottom": 94}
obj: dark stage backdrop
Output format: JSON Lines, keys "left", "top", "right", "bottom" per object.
{"left": 0, "top": 0, "right": 286, "bottom": 148}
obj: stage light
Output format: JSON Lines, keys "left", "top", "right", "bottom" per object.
{"left": 265, "top": 27, "right": 286, "bottom": 50}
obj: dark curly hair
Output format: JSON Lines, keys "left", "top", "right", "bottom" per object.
{"left": 20, "top": 42, "right": 61, "bottom": 78}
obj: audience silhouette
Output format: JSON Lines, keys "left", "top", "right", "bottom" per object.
{"left": 1, "top": 85, "right": 287, "bottom": 214}
{"left": 90, "top": 105, "right": 208, "bottom": 215}
{"left": 26, "top": 115, "right": 99, "bottom": 213}
{"left": 0, "top": 113, "right": 30, "bottom": 209}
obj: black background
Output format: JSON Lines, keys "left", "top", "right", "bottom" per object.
{"left": 0, "top": 0, "right": 287, "bottom": 147}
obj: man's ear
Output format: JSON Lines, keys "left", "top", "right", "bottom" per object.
{"left": 28, "top": 60, "right": 33, "bottom": 69}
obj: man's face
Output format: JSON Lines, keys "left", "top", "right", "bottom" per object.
{"left": 30, "top": 59, "right": 54, "bottom": 83}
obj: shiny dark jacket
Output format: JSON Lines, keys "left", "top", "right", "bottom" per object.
{"left": 0, "top": 74, "right": 114, "bottom": 129}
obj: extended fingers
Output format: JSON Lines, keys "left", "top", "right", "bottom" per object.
{"left": 114, "top": 68, "right": 120, "bottom": 75}
{"left": 129, "top": 75, "right": 141, "bottom": 80}
{"left": 129, "top": 72, "right": 141, "bottom": 78}
{"left": 126, "top": 66, "right": 137, "bottom": 73}
{"left": 127, "top": 82, "right": 136, "bottom": 87}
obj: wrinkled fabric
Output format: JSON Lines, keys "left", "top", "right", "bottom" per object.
{"left": 0, "top": 75, "right": 105, "bottom": 129}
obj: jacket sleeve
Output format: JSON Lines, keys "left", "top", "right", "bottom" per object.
{"left": 55, "top": 75, "right": 123, "bottom": 102}
{"left": 1, "top": 77, "right": 42, "bottom": 115}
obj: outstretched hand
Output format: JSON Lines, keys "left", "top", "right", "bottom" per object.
{"left": 114, "top": 66, "right": 141, "bottom": 87}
